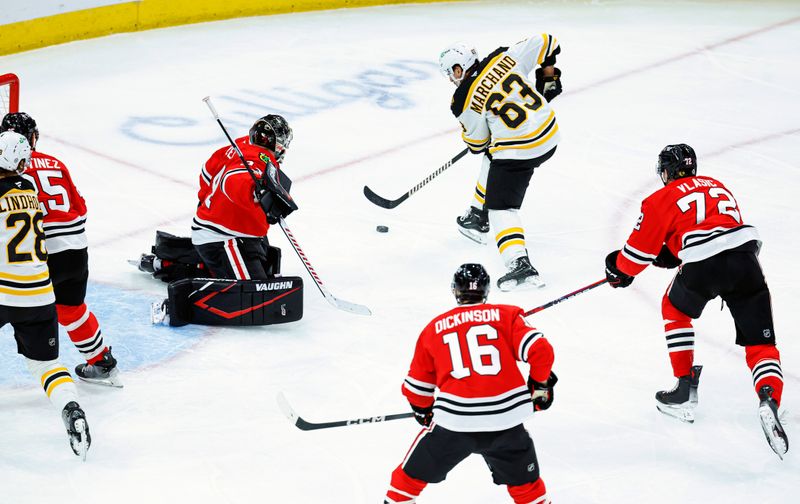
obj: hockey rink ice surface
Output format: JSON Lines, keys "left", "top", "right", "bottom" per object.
{"left": 1, "top": 1, "right": 799, "bottom": 502}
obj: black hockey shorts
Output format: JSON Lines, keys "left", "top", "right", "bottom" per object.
{"left": 668, "top": 240, "right": 775, "bottom": 346}
{"left": 484, "top": 147, "right": 556, "bottom": 210}
{"left": 47, "top": 248, "right": 89, "bottom": 306}
{"left": 1, "top": 303, "right": 59, "bottom": 360}
{"left": 403, "top": 424, "right": 540, "bottom": 487}
{"left": 195, "top": 238, "right": 270, "bottom": 280}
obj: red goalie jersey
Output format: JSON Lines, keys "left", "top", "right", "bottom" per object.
{"left": 617, "top": 175, "right": 760, "bottom": 276}
{"left": 24, "top": 151, "right": 88, "bottom": 254}
{"left": 192, "top": 139, "right": 279, "bottom": 245}
{"left": 402, "top": 303, "right": 553, "bottom": 432}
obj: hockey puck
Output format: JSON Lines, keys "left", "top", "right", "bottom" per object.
{"left": 376, "top": 225, "right": 389, "bottom": 233}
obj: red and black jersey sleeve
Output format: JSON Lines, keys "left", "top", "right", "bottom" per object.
{"left": 616, "top": 194, "right": 671, "bottom": 277}
{"left": 509, "top": 308, "right": 553, "bottom": 383}
{"left": 401, "top": 323, "right": 437, "bottom": 409}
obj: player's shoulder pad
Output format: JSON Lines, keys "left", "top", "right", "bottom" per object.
{"left": 0, "top": 175, "right": 36, "bottom": 197}
{"left": 450, "top": 47, "right": 509, "bottom": 117}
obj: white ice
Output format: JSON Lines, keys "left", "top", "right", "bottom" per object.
{"left": 1, "top": 1, "right": 799, "bottom": 502}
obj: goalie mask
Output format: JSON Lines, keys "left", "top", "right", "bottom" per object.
{"left": 0, "top": 131, "right": 32, "bottom": 174}
{"left": 250, "top": 114, "right": 293, "bottom": 163}
{"left": 439, "top": 42, "right": 479, "bottom": 86}
{"left": 656, "top": 144, "right": 697, "bottom": 185}
{"left": 452, "top": 263, "right": 490, "bottom": 305}
{"left": 1, "top": 112, "right": 38, "bottom": 150}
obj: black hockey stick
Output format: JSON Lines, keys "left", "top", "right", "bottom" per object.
{"left": 277, "top": 392, "right": 413, "bottom": 431}
{"left": 363, "top": 148, "right": 469, "bottom": 209}
{"left": 202, "top": 97, "right": 371, "bottom": 316}
{"left": 524, "top": 279, "right": 608, "bottom": 316}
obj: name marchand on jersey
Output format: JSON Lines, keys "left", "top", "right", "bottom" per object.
{"left": 467, "top": 54, "right": 518, "bottom": 114}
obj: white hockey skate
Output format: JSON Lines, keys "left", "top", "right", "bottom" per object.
{"left": 62, "top": 401, "right": 91, "bottom": 461}
{"left": 75, "top": 348, "right": 123, "bottom": 388}
{"left": 758, "top": 385, "right": 788, "bottom": 459}
{"left": 497, "top": 256, "right": 545, "bottom": 291}
{"left": 151, "top": 299, "right": 169, "bottom": 325}
{"left": 655, "top": 365, "right": 702, "bottom": 423}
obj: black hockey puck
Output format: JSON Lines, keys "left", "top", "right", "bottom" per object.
{"left": 376, "top": 225, "right": 389, "bottom": 233}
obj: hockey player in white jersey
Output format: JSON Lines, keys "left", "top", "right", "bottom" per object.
{"left": 0, "top": 131, "right": 90, "bottom": 459}
{"left": 440, "top": 34, "right": 562, "bottom": 290}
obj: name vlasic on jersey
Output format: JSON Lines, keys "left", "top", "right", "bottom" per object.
{"left": 451, "top": 34, "right": 561, "bottom": 161}
{"left": 617, "top": 175, "right": 761, "bottom": 276}
{"left": 23, "top": 151, "right": 88, "bottom": 255}
{"left": 0, "top": 176, "right": 54, "bottom": 307}
{"left": 402, "top": 303, "right": 553, "bottom": 433}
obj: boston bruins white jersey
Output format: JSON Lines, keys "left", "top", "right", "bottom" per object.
{"left": 451, "top": 34, "right": 561, "bottom": 160}
{"left": 0, "top": 176, "right": 54, "bottom": 307}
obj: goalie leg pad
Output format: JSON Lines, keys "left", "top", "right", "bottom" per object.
{"left": 166, "top": 277, "right": 303, "bottom": 326}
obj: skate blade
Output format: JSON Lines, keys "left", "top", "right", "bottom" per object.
{"left": 457, "top": 227, "right": 488, "bottom": 245}
{"left": 656, "top": 402, "right": 695, "bottom": 423}
{"left": 498, "top": 275, "right": 546, "bottom": 292}
{"left": 71, "top": 419, "right": 89, "bottom": 462}
{"left": 77, "top": 369, "right": 124, "bottom": 388}
{"left": 759, "top": 404, "right": 788, "bottom": 459}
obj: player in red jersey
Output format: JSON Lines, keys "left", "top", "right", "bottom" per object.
{"left": 191, "top": 114, "right": 294, "bottom": 280}
{"left": 385, "top": 264, "right": 557, "bottom": 504}
{"left": 1, "top": 112, "right": 120, "bottom": 388}
{"left": 605, "top": 144, "right": 787, "bottom": 458}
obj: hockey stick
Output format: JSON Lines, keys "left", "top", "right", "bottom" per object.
{"left": 277, "top": 392, "right": 413, "bottom": 431}
{"left": 524, "top": 279, "right": 608, "bottom": 316}
{"left": 363, "top": 148, "right": 469, "bottom": 209}
{"left": 202, "top": 97, "right": 371, "bottom": 316}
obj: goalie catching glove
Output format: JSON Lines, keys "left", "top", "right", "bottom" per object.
{"left": 535, "top": 67, "right": 562, "bottom": 102}
{"left": 258, "top": 158, "right": 298, "bottom": 224}
{"left": 528, "top": 372, "right": 558, "bottom": 411}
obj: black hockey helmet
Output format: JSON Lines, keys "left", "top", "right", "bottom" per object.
{"left": 249, "top": 114, "right": 293, "bottom": 163}
{"left": 1, "top": 112, "right": 38, "bottom": 150}
{"left": 656, "top": 143, "right": 696, "bottom": 185}
{"left": 452, "top": 263, "right": 490, "bottom": 305}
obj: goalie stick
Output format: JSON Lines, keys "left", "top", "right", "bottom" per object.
{"left": 525, "top": 279, "right": 608, "bottom": 316}
{"left": 277, "top": 392, "right": 413, "bottom": 431}
{"left": 202, "top": 97, "right": 371, "bottom": 316}
{"left": 363, "top": 148, "right": 469, "bottom": 209}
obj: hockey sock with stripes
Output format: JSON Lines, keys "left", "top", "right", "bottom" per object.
{"left": 507, "top": 478, "right": 549, "bottom": 504}
{"left": 57, "top": 303, "right": 107, "bottom": 364}
{"left": 489, "top": 209, "right": 527, "bottom": 266}
{"left": 661, "top": 293, "right": 695, "bottom": 377}
{"left": 385, "top": 466, "right": 427, "bottom": 503}
{"left": 746, "top": 344, "right": 783, "bottom": 406}
{"left": 26, "top": 358, "right": 79, "bottom": 411}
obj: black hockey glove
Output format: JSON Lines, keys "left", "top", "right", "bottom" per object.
{"left": 535, "top": 67, "right": 562, "bottom": 102}
{"left": 652, "top": 244, "right": 682, "bottom": 269}
{"left": 258, "top": 161, "right": 298, "bottom": 225}
{"left": 528, "top": 372, "right": 558, "bottom": 411}
{"left": 605, "top": 250, "right": 634, "bottom": 288}
{"left": 410, "top": 403, "right": 433, "bottom": 427}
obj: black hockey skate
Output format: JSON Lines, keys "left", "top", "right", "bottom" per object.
{"left": 75, "top": 348, "right": 123, "bottom": 388}
{"left": 758, "top": 385, "right": 788, "bottom": 459}
{"left": 456, "top": 206, "right": 489, "bottom": 244}
{"left": 497, "top": 256, "right": 545, "bottom": 291}
{"left": 655, "top": 365, "right": 702, "bottom": 423}
{"left": 62, "top": 401, "right": 91, "bottom": 461}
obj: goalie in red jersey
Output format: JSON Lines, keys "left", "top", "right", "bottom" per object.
{"left": 385, "top": 263, "right": 557, "bottom": 504}
{"left": 604, "top": 144, "right": 788, "bottom": 458}
{"left": 1, "top": 112, "right": 121, "bottom": 388}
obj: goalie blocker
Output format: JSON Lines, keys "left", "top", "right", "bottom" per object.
{"left": 164, "top": 276, "right": 303, "bottom": 327}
